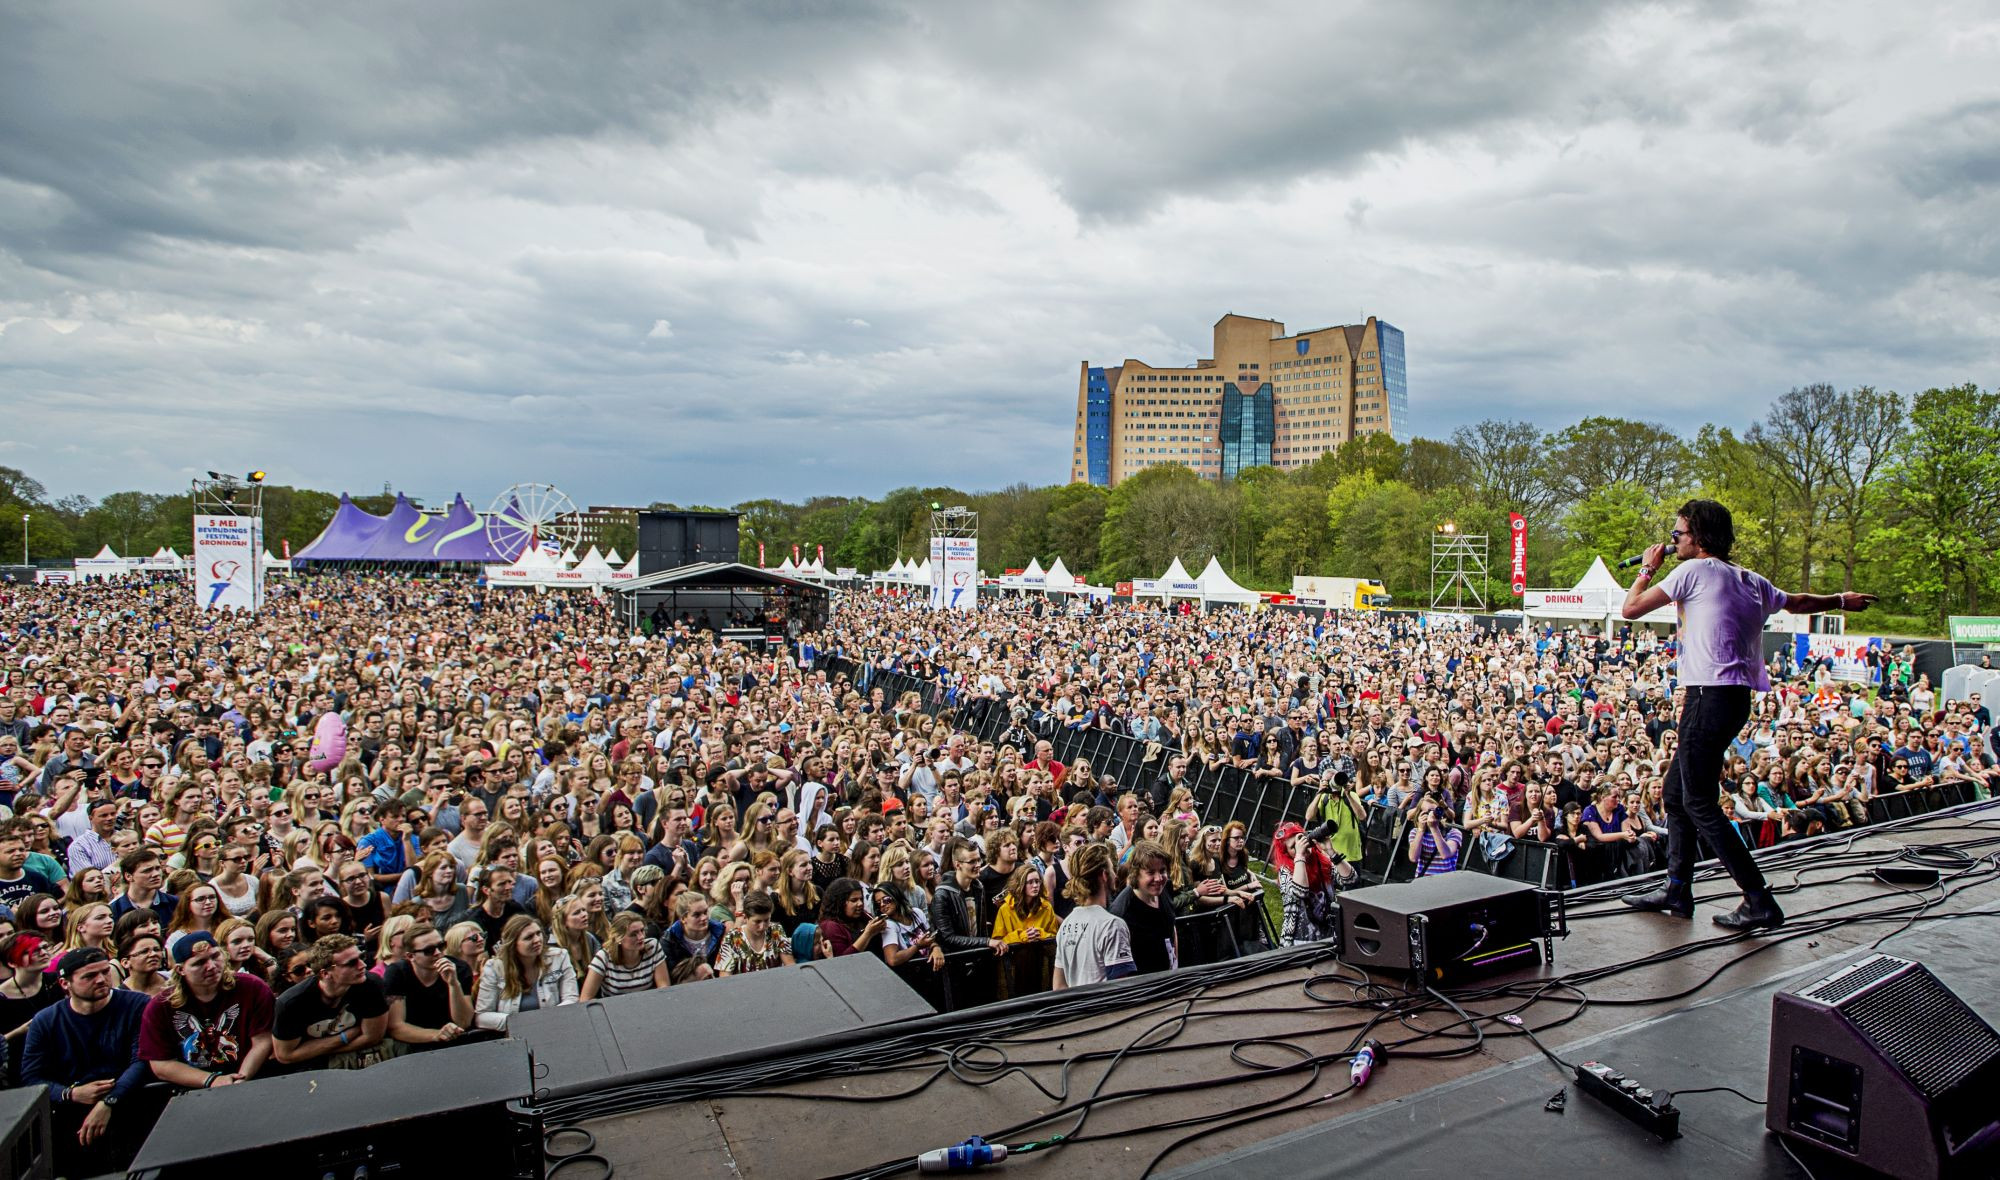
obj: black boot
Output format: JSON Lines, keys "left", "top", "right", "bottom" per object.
{"left": 1622, "top": 882, "right": 1694, "bottom": 919}
{"left": 1712, "top": 893, "right": 1785, "bottom": 931}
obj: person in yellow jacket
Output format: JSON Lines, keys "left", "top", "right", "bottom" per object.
{"left": 991, "top": 865, "right": 1061, "bottom": 998}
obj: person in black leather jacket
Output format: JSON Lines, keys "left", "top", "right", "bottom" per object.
{"left": 928, "top": 839, "right": 1005, "bottom": 1010}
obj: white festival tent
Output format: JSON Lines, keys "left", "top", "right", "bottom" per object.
{"left": 1043, "top": 557, "right": 1078, "bottom": 593}
{"left": 1194, "top": 557, "right": 1261, "bottom": 606}
{"left": 261, "top": 550, "right": 293, "bottom": 576}
{"left": 1152, "top": 557, "right": 1201, "bottom": 600}
{"left": 484, "top": 545, "right": 565, "bottom": 588}
{"left": 1523, "top": 556, "right": 1675, "bottom": 628}
{"left": 611, "top": 553, "right": 639, "bottom": 584}
{"left": 570, "top": 546, "right": 615, "bottom": 585}
{"left": 75, "top": 544, "right": 130, "bottom": 580}
{"left": 603, "top": 549, "right": 623, "bottom": 567}
{"left": 557, "top": 547, "right": 580, "bottom": 569}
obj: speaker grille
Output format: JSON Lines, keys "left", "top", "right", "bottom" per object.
{"left": 1842, "top": 966, "right": 2000, "bottom": 1098}
{"left": 1803, "top": 953, "right": 1905, "bottom": 1004}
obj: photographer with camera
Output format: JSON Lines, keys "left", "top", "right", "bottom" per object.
{"left": 1270, "top": 818, "right": 1350, "bottom": 946}
{"left": 1406, "top": 795, "right": 1462, "bottom": 877}
{"left": 1299, "top": 765, "right": 1365, "bottom": 868}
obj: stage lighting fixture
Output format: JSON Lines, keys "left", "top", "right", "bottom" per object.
{"left": 248, "top": 471, "right": 266, "bottom": 484}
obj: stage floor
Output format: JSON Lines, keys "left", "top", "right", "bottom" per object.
{"left": 574, "top": 801, "right": 2000, "bottom": 1179}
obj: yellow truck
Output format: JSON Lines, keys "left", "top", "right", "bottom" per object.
{"left": 1291, "top": 576, "right": 1391, "bottom": 610}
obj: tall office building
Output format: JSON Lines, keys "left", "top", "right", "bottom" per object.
{"left": 1071, "top": 313, "right": 1407, "bottom": 487}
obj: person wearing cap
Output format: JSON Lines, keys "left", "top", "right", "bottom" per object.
{"left": 137, "top": 930, "right": 275, "bottom": 1088}
{"left": 21, "top": 947, "right": 151, "bottom": 1174}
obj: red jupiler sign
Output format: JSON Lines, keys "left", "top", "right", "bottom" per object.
{"left": 1509, "top": 513, "right": 1527, "bottom": 595}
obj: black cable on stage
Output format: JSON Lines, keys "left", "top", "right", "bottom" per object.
{"left": 1667, "top": 1084, "right": 1767, "bottom": 1106}
{"left": 562, "top": 802, "right": 2000, "bottom": 1177}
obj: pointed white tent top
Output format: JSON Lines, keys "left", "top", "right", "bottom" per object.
{"left": 1156, "top": 557, "right": 1196, "bottom": 595}
{"left": 1044, "top": 557, "right": 1076, "bottom": 591}
{"left": 557, "top": 547, "right": 579, "bottom": 568}
{"left": 92, "top": 544, "right": 120, "bottom": 561}
{"left": 1023, "top": 558, "right": 1046, "bottom": 578}
{"left": 915, "top": 558, "right": 933, "bottom": 583}
{"left": 573, "top": 547, "right": 614, "bottom": 580}
{"left": 1575, "top": 556, "right": 1624, "bottom": 593}
{"left": 618, "top": 553, "right": 639, "bottom": 575}
{"left": 1195, "top": 557, "right": 1260, "bottom": 605}
{"left": 778, "top": 557, "right": 798, "bottom": 574}
{"left": 603, "top": 548, "right": 623, "bottom": 567}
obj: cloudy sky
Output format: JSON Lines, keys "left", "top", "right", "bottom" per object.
{"left": 3, "top": 1, "right": 1997, "bottom": 508}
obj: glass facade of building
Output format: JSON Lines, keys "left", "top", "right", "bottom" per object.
{"left": 1378, "top": 321, "right": 1408, "bottom": 442}
{"left": 1219, "top": 381, "right": 1274, "bottom": 478}
{"left": 1084, "top": 367, "right": 1112, "bottom": 486}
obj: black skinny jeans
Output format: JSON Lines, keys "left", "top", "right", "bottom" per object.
{"left": 1663, "top": 684, "right": 1770, "bottom": 896}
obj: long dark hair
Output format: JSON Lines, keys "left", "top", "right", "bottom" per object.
{"left": 818, "top": 877, "right": 866, "bottom": 927}
{"left": 1677, "top": 498, "right": 1735, "bottom": 561}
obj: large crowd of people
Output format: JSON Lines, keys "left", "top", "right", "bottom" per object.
{"left": 0, "top": 568, "right": 1995, "bottom": 1173}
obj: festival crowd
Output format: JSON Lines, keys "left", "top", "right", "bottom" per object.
{"left": 0, "top": 571, "right": 1995, "bottom": 1173}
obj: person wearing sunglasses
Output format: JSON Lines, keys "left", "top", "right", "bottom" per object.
{"left": 383, "top": 929, "right": 473, "bottom": 1049}
{"left": 1621, "top": 499, "right": 1877, "bottom": 932}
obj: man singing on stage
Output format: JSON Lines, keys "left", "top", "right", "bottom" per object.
{"left": 1619, "top": 499, "right": 1876, "bottom": 931}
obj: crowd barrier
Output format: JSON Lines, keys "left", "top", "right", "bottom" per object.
{"left": 809, "top": 655, "right": 1987, "bottom": 893}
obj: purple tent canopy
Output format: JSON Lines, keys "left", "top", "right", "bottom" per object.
{"left": 292, "top": 494, "right": 521, "bottom": 563}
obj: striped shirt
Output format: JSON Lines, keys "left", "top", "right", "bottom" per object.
{"left": 1413, "top": 827, "right": 1462, "bottom": 876}
{"left": 587, "top": 940, "right": 666, "bottom": 997}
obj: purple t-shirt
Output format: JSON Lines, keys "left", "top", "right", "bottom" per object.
{"left": 1659, "top": 558, "right": 1787, "bottom": 689}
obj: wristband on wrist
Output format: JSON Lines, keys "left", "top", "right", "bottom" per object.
{"left": 204, "top": 1073, "right": 219, "bottom": 1088}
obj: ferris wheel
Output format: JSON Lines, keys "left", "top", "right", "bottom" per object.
{"left": 486, "top": 482, "right": 581, "bottom": 560}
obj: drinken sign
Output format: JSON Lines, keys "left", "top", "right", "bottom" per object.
{"left": 1508, "top": 513, "right": 1527, "bottom": 596}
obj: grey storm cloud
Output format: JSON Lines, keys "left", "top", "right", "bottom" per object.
{"left": 1, "top": 0, "right": 1997, "bottom": 506}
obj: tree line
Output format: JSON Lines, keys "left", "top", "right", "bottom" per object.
{"left": 5, "top": 382, "right": 1994, "bottom": 635}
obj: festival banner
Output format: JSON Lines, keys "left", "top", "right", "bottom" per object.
{"left": 1793, "top": 632, "right": 1883, "bottom": 682}
{"left": 928, "top": 536, "right": 946, "bottom": 609}
{"left": 1948, "top": 616, "right": 2000, "bottom": 645}
{"left": 1508, "top": 513, "right": 1527, "bottom": 596}
{"left": 943, "top": 537, "right": 979, "bottom": 612}
{"left": 758, "top": 541, "right": 766, "bottom": 567}
{"left": 193, "top": 514, "right": 260, "bottom": 611}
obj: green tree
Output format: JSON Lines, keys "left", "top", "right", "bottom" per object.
{"left": 1881, "top": 383, "right": 2000, "bottom": 624}
{"left": 1330, "top": 433, "right": 1407, "bottom": 484}
{"left": 1823, "top": 386, "right": 1903, "bottom": 593}
{"left": 1552, "top": 482, "right": 1661, "bottom": 586}
{"left": 1746, "top": 384, "right": 1840, "bottom": 590}
{"left": 1542, "top": 416, "right": 1690, "bottom": 503}
{"left": 1098, "top": 465, "right": 1232, "bottom": 580}
{"left": 1400, "top": 437, "right": 1468, "bottom": 495}
{"left": 1044, "top": 482, "right": 1108, "bottom": 577}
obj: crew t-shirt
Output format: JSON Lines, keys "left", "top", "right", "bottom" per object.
{"left": 1108, "top": 887, "right": 1178, "bottom": 975}
{"left": 1658, "top": 558, "right": 1786, "bottom": 690}
{"left": 1052, "top": 904, "right": 1132, "bottom": 987}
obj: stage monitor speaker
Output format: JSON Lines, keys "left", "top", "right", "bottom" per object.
{"left": 636, "top": 509, "right": 741, "bottom": 575}
{"left": 1336, "top": 873, "right": 1563, "bottom": 984}
{"left": 128, "top": 1038, "right": 542, "bottom": 1180}
{"left": 1767, "top": 953, "right": 2000, "bottom": 1178}
{"left": 0, "top": 1086, "right": 52, "bottom": 1180}
{"left": 512, "top": 952, "right": 932, "bottom": 1102}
